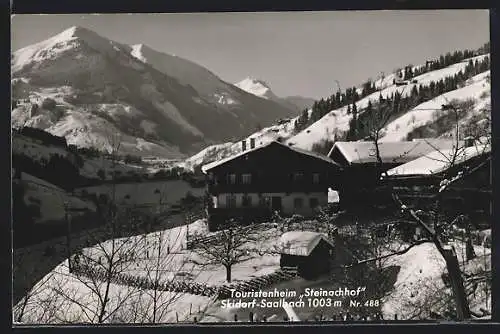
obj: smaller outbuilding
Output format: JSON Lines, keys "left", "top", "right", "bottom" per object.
{"left": 278, "top": 231, "right": 335, "bottom": 280}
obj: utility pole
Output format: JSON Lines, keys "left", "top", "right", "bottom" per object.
{"left": 64, "top": 201, "right": 73, "bottom": 273}
{"left": 65, "top": 202, "right": 89, "bottom": 274}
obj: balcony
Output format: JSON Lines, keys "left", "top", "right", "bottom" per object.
{"left": 206, "top": 206, "right": 273, "bottom": 229}
{"left": 207, "top": 179, "right": 330, "bottom": 195}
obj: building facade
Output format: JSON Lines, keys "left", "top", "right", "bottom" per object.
{"left": 201, "top": 140, "right": 341, "bottom": 231}
{"left": 382, "top": 143, "right": 491, "bottom": 227}
{"left": 327, "top": 139, "right": 460, "bottom": 210}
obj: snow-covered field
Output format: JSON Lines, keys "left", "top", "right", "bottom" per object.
{"left": 382, "top": 242, "right": 491, "bottom": 320}
{"left": 14, "top": 259, "right": 214, "bottom": 324}
{"left": 14, "top": 220, "right": 282, "bottom": 324}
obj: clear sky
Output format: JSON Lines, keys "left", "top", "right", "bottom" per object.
{"left": 11, "top": 10, "right": 489, "bottom": 99}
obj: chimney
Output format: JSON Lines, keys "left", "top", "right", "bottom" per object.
{"left": 241, "top": 140, "right": 247, "bottom": 151}
{"left": 250, "top": 138, "right": 255, "bottom": 149}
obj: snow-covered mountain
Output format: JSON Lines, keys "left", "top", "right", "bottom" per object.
{"left": 11, "top": 26, "right": 297, "bottom": 159}
{"left": 380, "top": 70, "right": 491, "bottom": 142}
{"left": 235, "top": 77, "right": 278, "bottom": 100}
{"left": 181, "top": 110, "right": 312, "bottom": 171}
{"left": 287, "top": 54, "right": 490, "bottom": 150}
{"left": 235, "top": 77, "right": 314, "bottom": 111}
{"left": 185, "top": 53, "right": 490, "bottom": 169}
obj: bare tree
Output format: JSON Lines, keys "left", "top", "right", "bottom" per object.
{"left": 389, "top": 99, "right": 491, "bottom": 320}
{"left": 341, "top": 89, "right": 491, "bottom": 321}
{"left": 13, "top": 128, "right": 215, "bottom": 324}
{"left": 12, "top": 252, "right": 57, "bottom": 323}
{"left": 16, "top": 131, "right": 138, "bottom": 323}
{"left": 365, "top": 85, "right": 409, "bottom": 179}
{"left": 191, "top": 219, "right": 260, "bottom": 283}
{"left": 124, "top": 200, "right": 210, "bottom": 323}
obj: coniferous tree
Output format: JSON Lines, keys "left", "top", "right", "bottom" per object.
{"left": 347, "top": 103, "right": 358, "bottom": 141}
{"left": 352, "top": 87, "right": 360, "bottom": 102}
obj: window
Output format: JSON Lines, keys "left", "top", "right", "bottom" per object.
{"left": 312, "top": 173, "right": 320, "bottom": 184}
{"left": 259, "top": 196, "right": 271, "bottom": 207}
{"left": 242, "top": 194, "right": 253, "bottom": 207}
{"left": 227, "top": 173, "right": 237, "bottom": 184}
{"left": 294, "top": 198, "right": 304, "bottom": 209}
{"left": 242, "top": 173, "right": 252, "bottom": 184}
{"left": 226, "top": 194, "right": 237, "bottom": 208}
{"left": 293, "top": 172, "right": 304, "bottom": 182}
{"left": 309, "top": 198, "right": 319, "bottom": 209}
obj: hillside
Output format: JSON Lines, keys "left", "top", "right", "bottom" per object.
{"left": 287, "top": 54, "right": 490, "bottom": 150}
{"left": 11, "top": 26, "right": 297, "bottom": 159}
{"left": 16, "top": 172, "right": 97, "bottom": 224}
{"left": 181, "top": 110, "right": 312, "bottom": 171}
{"left": 381, "top": 71, "right": 491, "bottom": 142}
{"left": 184, "top": 48, "right": 490, "bottom": 169}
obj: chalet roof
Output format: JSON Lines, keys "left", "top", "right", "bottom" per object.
{"left": 279, "top": 231, "right": 334, "bottom": 257}
{"left": 385, "top": 144, "right": 491, "bottom": 177}
{"left": 327, "top": 139, "right": 462, "bottom": 165}
{"left": 201, "top": 140, "right": 338, "bottom": 174}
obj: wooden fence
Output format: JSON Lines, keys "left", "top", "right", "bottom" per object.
{"left": 72, "top": 262, "right": 298, "bottom": 300}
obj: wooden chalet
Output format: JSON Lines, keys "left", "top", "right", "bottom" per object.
{"left": 278, "top": 230, "right": 357, "bottom": 279}
{"left": 327, "top": 139, "right": 460, "bottom": 209}
{"left": 382, "top": 143, "right": 491, "bottom": 224}
{"left": 279, "top": 231, "right": 334, "bottom": 279}
{"left": 201, "top": 140, "right": 341, "bottom": 231}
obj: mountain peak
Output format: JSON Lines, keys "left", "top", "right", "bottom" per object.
{"left": 12, "top": 26, "right": 124, "bottom": 73}
{"left": 240, "top": 77, "right": 271, "bottom": 88}
{"left": 235, "top": 77, "right": 275, "bottom": 99}
{"left": 54, "top": 25, "right": 101, "bottom": 43}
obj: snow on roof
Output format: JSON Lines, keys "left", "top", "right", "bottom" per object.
{"left": 328, "top": 139, "right": 461, "bottom": 165}
{"left": 385, "top": 144, "right": 490, "bottom": 177}
{"left": 201, "top": 140, "right": 337, "bottom": 173}
{"left": 279, "top": 231, "right": 333, "bottom": 256}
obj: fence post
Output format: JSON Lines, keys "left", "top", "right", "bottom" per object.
{"left": 190, "top": 303, "right": 192, "bottom": 315}
{"left": 394, "top": 314, "right": 398, "bottom": 320}
{"left": 176, "top": 312, "right": 179, "bottom": 323}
